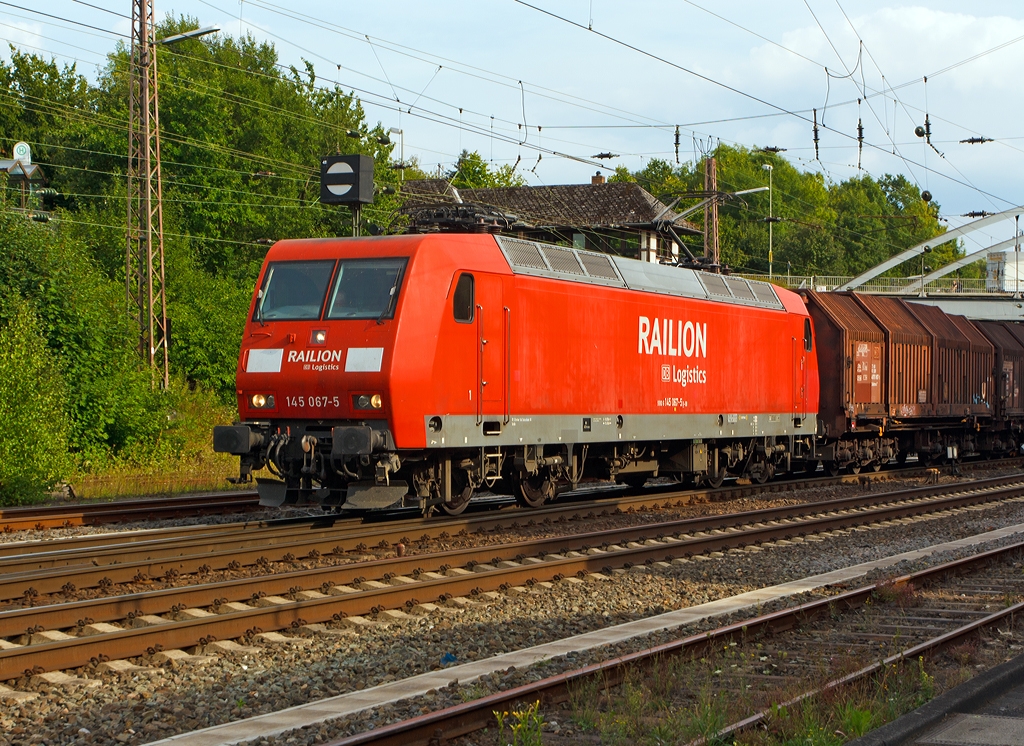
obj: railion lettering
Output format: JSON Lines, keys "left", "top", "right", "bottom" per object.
{"left": 637, "top": 316, "right": 706, "bottom": 358}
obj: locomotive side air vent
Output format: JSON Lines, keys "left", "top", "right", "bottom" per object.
{"left": 749, "top": 281, "right": 783, "bottom": 307}
{"left": 543, "top": 246, "right": 586, "bottom": 275}
{"left": 578, "top": 252, "right": 619, "bottom": 279}
{"left": 495, "top": 236, "right": 627, "bottom": 288}
{"left": 701, "top": 273, "right": 732, "bottom": 298}
{"left": 500, "top": 237, "right": 549, "bottom": 270}
{"left": 725, "top": 277, "right": 756, "bottom": 301}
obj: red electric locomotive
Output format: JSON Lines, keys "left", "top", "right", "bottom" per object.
{"left": 214, "top": 233, "right": 820, "bottom": 513}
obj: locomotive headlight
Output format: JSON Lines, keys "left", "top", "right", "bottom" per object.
{"left": 250, "top": 394, "right": 275, "bottom": 409}
{"left": 354, "top": 394, "right": 384, "bottom": 410}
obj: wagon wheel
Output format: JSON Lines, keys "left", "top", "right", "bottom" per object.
{"left": 848, "top": 462, "right": 862, "bottom": 475}
{"left": 703, "top": 466, "right": 727, "bottom": 489}
{"left": 440, "top": 470, "right": 474, "bottom": 516}
{"left": 870, "top": 461, "right": 882, "bottom": 472}
{"left": 804, "top": 460, "right": 821, "bottom": 475}
{"left": 827, "top": 462, "right": 841, "bottom": 477}
{"left": 514, "top": 470, "right": 556, "bottom": 509}
{"left": 751, "top": 461, "right": 773, "bottom": 485}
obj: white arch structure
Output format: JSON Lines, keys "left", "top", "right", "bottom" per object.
{"left": 837, "top": 205, "right": 1024, "bottom": 292}
{"left": 906, "top": 235, "right": 1021, "bottom": 291}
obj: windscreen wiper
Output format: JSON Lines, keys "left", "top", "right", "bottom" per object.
{"left": 377, "top": 273, "right": 401, "bottom": 325}
{"left": 256, "top": 289, "right": 267, "bottom": 327}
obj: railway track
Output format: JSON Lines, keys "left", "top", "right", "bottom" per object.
{"left": 3, "top": 470, "right": 1024, "bottom": 683}
{"left": 0, "top": 490, "right": 260, "bottom": 532}
{"left": 0, "top": 457, "right": 1010, "bottom": 536}
{"left": 0, "top": 466, "right": 1011, "bottom": 597}
{"left": 323, "top": 540, "right": 1024, "bottom": 746}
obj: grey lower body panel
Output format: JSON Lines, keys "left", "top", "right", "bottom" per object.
{"left": 422, "top": 412, "right": 817, "bottom": 449}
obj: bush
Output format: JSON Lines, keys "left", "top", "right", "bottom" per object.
{"left": 0, "top": 304, "right": 73, "bottom": 504}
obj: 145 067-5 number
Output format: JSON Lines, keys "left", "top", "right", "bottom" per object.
{"left": 285, "top": 396, "right": 341, "bottom": 408}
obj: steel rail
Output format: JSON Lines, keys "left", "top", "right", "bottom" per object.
{"left": 0, "top": 513, "right": 362, "bottom": 560}
{"left": 2, "top": 478, "right": 1023, "bottom": 680}
{"left": 0, "top": 456, "right": 1005, "bottom": 558}
{"left": 2, "top": 472, "right": 1022, "bottom": 604}
{"left": 319, "top": 541, "right": 1024, "bottom": 746}
{"left": 2, "top": 470, "right": 1015, "bottom": 605}
{"left": 0, "top": 491, "right": 259, "bottom": 531}
{"left": 0, "top": 458, "right": 1007, "bottom": 563}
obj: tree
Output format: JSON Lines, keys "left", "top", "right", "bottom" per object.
{"left": 447, "top": 150, "right": 526, "bottom": 189}
{"left": 0, "top": 303, "right": 71, "bottom": 503}
{"left": 608, "top": 145, "right": 949, "bottom": 277}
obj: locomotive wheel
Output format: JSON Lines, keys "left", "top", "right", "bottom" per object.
{"left": 440, "top": 470, "right": 474, "bottom": 516}
{"left": 751, "top": 462, "right": 773, "bottom": 484}
{"left": 515, "top": 471, "right": 555, "bottom": 508}
{"left": 804, "top": 460, "right": 821, "bottom": 475}
{"left": 703, "top": 466, "right": 727, "bottom": 489}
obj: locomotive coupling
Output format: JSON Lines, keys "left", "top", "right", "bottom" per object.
{"left": 213, "top": 425, "right": 264, "bottom": 455}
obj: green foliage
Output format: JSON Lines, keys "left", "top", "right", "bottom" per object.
{"left": 0, "top": 21, "right": 419, "bottom": 498}
{"left": 493, "top": 700, "right": 544, "bottom": 746}
{"left": 447, "top": 149, "right": 526, "bottom": 189}
{"left": 613, "top": 145, "right": 954, "bottom": 277}
{"left": 0, "top": 197, "right": 164, "bottom": 462}
{"left": 0, "top": 303, "right": 72, "bottom": 503}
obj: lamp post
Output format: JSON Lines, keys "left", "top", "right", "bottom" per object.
{"left": 388, "top": 127, "right": 404, "bottom": 182}
{"left": 762, "top": 164, "right": 774, "bottom": 279}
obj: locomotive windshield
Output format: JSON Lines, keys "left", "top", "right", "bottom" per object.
{"left": 255, "top": 260, "right": 335, "bottom": 320}
{"left": 326, "top": 257, "right": 408, "bottom": 320}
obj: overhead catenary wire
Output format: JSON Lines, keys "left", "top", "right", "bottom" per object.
{"left": 512, "top": 0, "right": 1016, "bottom": 207}
{"left": 12, "top": 3, "right": 1019, "bottom": 241}
{"left": 19, "top": 3, "right": 1024, "bottom": 190}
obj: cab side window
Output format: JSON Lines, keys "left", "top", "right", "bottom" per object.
{"left": 804, "top": 318, "right": 813, "bottom": 351}
{"left": 453, "top": 273, "right": 474, "bottom": 322}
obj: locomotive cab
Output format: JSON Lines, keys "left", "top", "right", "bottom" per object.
{"left": 215, "top": 245, "right": 411, "bottom": 508}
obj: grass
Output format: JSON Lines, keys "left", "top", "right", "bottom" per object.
{"left": 495, "top": 700, "right": 545, "bottom": 746}
{"left": 64, "top": 386, "right": 243, "bottom": 502}
{"left": 561, "top": 633, "right": 958, "bottom": 745}
{"left": 68, "top": 450, "right": 244, "bottom": 501}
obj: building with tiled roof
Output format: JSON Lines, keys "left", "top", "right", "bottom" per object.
{"left": 400, "top": 173, "right": 702, "bottom": 264}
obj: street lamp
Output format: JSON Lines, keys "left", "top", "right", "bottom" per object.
{"left": 388, "top": 127, "right": 404, "bottom": 182}
{"left": 762, "top": 164, "right": 774, "bottom": 280}
{"left": 155, "top": 25, "right": 219, "bottom": 45}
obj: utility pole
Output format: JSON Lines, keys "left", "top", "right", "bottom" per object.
{"left": 762, "top": 163, "right": 773, "bottom": 280}
{"left": 127, "top": 0, "right": 168, "bottom": 389}
{"left": 703, "top": 156, "right": 719, "bottom": 267}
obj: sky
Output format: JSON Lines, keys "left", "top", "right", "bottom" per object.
{"left": 6, "top": 1, "right": 1024, "bottom": 256}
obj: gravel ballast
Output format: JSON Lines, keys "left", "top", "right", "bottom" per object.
{"left": 3, "top": 476, "right": 1024, "bottom": 745}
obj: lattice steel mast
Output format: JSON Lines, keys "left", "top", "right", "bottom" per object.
{"left": 127, "top": 0, "right": 169, "bottom": 389}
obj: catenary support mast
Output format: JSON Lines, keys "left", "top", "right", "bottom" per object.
{"left": 127, "top": 0, "right": 169, "bottom": 389}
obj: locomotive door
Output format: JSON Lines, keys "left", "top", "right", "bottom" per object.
{"left": 792, "top": 338, "right": 804, "bottom": 421}
{"left": 475, "top": 274, "right": 507, "bottom": 419}
{"left": 793, "top": 318, "right": 811, "bottom": 422}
